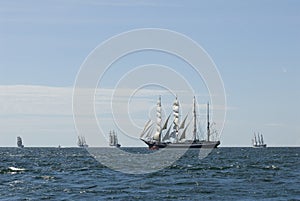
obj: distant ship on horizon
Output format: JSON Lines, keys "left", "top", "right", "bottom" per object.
{"left": 17, "top": 136, "right": 24, "bottom": 148}
{"left": 140, "top": 96, "right": 220, "bottom": 150}
{"left": 77, "top": 136, "right": 89, "bottom": 148}
{"left": 252, "top": 133, "right": 267, "bottom": 148}
{"left": 109, "top": 130, "right": 121, "bottom": 148}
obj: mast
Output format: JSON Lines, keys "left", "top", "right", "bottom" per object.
{"left": 193, "top": 96, "right": 197, "bottom": 141}
{"left": 254, "top": 133, "right": 257, "bottom": 145}
{"left": 82, "top": 136, "right": 86, "bottom": 145}
{"left": 114, "top": 131, "right": 118, "bottom": 145}
{"left": 207, "top": 102, "right": 210, "bottom": 142}
{"left": 261, "top": 134, "right": 264, "bottom": 145}
{"left": 257, "top": 133, "right": 262, "bottom": 145}
{"left": 153, "top": 96, "right": 162, "bottom": 142}
{"left": 109, "top": 131, "right": 113, "bottom": 146}
{"left": 173, "top": 96, "right": 180, "bottom": 141}
{"left": 77, "top": 136, "right": 81, "bottom": 146}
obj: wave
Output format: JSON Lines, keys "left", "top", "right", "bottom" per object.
{"left": 8, "top": 166, "right": 26, "bottom": 171}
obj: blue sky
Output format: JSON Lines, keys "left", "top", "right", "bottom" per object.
{"left": 0, "top": 0, "right": 299, "bottom": 146}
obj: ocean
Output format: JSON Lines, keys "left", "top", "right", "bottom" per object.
{"left": 0, "top": 147, "right": 299, "bottom": 200}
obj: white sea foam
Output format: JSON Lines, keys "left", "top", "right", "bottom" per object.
{"left": 8, "top": 167, "right": 25, "bottom": 171}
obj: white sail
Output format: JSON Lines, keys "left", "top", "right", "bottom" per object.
{"left": 140, "top": 95, "right": 221, "bottom": 149}
{"left": 162, "top": 114, "right": 171, "bottom": 130}
{"left": 109, "top": 131, "right": 114, "bottom": 146}
{"left": 162, "top": 125, "right": 172, "bottom": 141}
{"left": 153, "top": 96, "right": 162, "bottom": 141}
{"left": 109, "top": 130, "right": 120, "bottom": 147}
{"left": 254, "top": 133, "right": 257, "bottom": 145}
{"left": 146, "top": 126, "right": 155, "bottom": 139}
{"left": 114, "top": 131, "right": 118, "bottom": 145}
{"left": 179, "top": 123, "right": 188, "bottom": 140}
{"left": 17, "top": 136, "right": 24, "bottom": 148}
{"left": 78, "top": 135, "right": 88, "bottom": 147}
{"left": 257, "top": 133, "right": 262, "bottom": 145}
{"left": 140, "top": 119, "right": 152, "bottom": 139}
{"left": 173, "top": 96, "right": 179, "bottom": 131}
{"left": 252, "top": 132, "right": 267, "bottom": 148}
{"left": 179, "top": 114, "right": 188, "bottom": 129}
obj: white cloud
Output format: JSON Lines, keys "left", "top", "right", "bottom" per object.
{"left": 0, "top": 85, "right": 226, "bottom": 147}
{"left": 0, "top": 85, "right": 71, "bottom": 115}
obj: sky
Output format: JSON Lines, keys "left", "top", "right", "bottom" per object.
{"left": 0, "top": 0, "right": 300, "bottom": 147}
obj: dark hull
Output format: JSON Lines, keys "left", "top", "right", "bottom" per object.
{"left": 141, "top": 139, "right": 220, "bottom": 149}
{"left": 253, "top": 144, "right": 267, "bottom": 148}
{"left": 109, "top": 144, "right": 121, "bottom": 148}
{"left": 78, "top": 145, "right": 89, "bottom": 148}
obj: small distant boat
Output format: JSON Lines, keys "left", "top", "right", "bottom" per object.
{"left": 17, "top": 136, "right": 24, "bottom": 148}
{"left": 109, "top": 130, "right": 121, "bottom": 147}
{"left": 252, "top": 133, "right": 267, "bottom": 148}
{"left": 77, "top": 136, "right": 89, "bottom": 148}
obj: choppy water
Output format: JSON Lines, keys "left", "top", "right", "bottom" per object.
{"left": 0, "top": 147, "right": 299, "bottom": 200}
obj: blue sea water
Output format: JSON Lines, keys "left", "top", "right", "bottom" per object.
{"left": 0, "top": 147, "right": 299, "bottom": 200}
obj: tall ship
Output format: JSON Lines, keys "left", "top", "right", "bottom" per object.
{"left": 77, "top": 136, "right": 89, "bottom": 148}
{"left": 140, "top": 96, "right": 220, "bottom": 150}
{"left": 109, "top": 130, "right": 121, "bottom": 147}
{"left": 252, "top": 133, "right": 267, "bottom": 148}
{"left": 17, "top": 136, "right": 24, "bottom": 148}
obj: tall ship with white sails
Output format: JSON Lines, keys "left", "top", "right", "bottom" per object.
{"left": 17, "top": 136, "right": 24, "bottom": 148}
{"left": 77, "top": 136, "right": 89, "bottom": 148}
{"left": 140, "top": 96, "right": 220, "bottom": 149}
{"left": 109, "top": 130, "right": 121, "bottom": 148}
{"left": 252, "top": 133, "right": 267, "bottom": 148}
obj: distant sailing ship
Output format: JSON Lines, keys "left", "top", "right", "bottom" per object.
{"left": 109, "top": 130, "right": 121, "bottom": 147}
{"left": 17, "top": 136, "right": 24, "bottom": 148}
{"left": 252, "top": 133, "right": 267, "bottom": 148}
{"left": 77, "top": 136, "right": 89, "bottom": 148}
{"left": 140, "top": 96, "right": 220, "bottom": 150}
